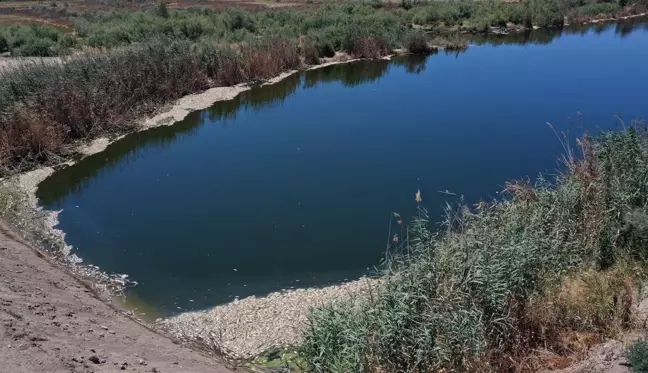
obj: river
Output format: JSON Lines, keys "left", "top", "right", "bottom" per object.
{"left": 37, "top": 19, "right": 648, "bottom": 315}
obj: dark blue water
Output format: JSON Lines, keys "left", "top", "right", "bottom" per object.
{"left": 37, "top": 20, "right": 648, "bottom": 315}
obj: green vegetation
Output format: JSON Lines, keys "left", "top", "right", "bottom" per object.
{"left": 628, "top": 338, "right": 648, "bottom": 373}
{"left": 0, "top": 24, "right": 75, "bottom": 56}
{"left": 568, "top": 2, "right": 622, "bottom": 22}
{"left": 300, "top": 123, "right": 648, "bottom": 372}
{"left": 1, "top": 0, "right": 646, "bottom": 57}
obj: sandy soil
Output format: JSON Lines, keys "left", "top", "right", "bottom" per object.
{"left": 0, "top": 223, "right": 233, "bottom": 373}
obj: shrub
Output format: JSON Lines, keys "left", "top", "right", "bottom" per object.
{"left": 628, "top": 338, "right": 648, "bottom": 373}
{"left": 300, "top": 38, "right": 320, "bottom": 65}
{"left": 405, "top": 31, "right": 430, "bottom": 53}
{"left": 568, "top": 2, "right": 621, "bottom": 21}
{"left": 155, "top": 1, "right": 170, "bottom": 19}
{"left": 526, "top": 0, "right": 564, "bottom": 27}
{"left": 14, "top": 38, "right": 55, "bottom": 57}
{"left": 240, "top": 38, "right": 300, "bottom": 81}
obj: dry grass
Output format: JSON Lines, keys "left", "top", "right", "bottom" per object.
{"left": 525, "top": 267, "right": 640, "bottom": 358}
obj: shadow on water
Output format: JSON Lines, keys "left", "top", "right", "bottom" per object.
{"left": 468, "top": 15, "right": 648, "bottom": 46}
{"left": 37, "top": 58, "right": 416, "bottom": 206}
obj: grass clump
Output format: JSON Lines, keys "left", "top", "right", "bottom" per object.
{"left": 300, "top": 122, "right": 648, "bottom": 372}
{"left": 628, "top": 338, "right": 648, "bottom": 373}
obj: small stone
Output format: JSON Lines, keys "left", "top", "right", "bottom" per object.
{"left": 88, "top": 355, "right": 101, "bottom": 364}
{"left": 151, "top": 368, "right": 160, "bottom": 373}
{"left": 138, "top": 359, "right": 147, "bottom": 366}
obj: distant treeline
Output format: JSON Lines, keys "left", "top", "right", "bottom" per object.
{"left": 1, "top": 0, "right": 647, "bottom": 57}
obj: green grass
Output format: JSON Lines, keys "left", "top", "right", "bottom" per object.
{"left": 300, "top": 122, "right": 648, "bottom": 372}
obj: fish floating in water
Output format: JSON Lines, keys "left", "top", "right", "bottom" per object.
{"left": 437, "top": 189, "right": 457, "bottom": 196}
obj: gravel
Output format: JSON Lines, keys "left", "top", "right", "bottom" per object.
{"left": 159, "top": 277, "right": 378, "bottom": 359}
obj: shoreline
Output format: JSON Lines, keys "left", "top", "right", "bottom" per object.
{"left": 0, "top": 51, "right": 397, "bottom": 358}
{"left": 2, "top": 10, "right": 646, "bottom": 359}
{"left": 158, "top": 277, "right": 380, "bottom": 359}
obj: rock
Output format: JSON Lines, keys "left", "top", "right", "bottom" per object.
{"left": 138, "top": 358, "right": 147, "bottom": 366}
{"left": 88, "top": 355, "right": 102, "bottom": 364}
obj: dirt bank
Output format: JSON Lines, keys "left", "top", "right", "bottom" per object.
{"left": 0, "top": 223, "right": 233, "bottom": 373}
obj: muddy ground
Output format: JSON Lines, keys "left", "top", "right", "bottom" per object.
{"left": 0, "top": 223, "right": 233, "bottom": 373}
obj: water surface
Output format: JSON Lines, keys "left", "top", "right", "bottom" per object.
{"left": 38, "top": 20, "right": 648, "bottom": 315}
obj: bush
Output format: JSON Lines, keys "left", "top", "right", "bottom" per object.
{"left": 568, "top": 2, "right": 621, "bottom": 21}
{"left": 628, "top": 338, "right": 648, "bottom": 373}
{"left": 2, "top": 24, "right": 72, "bottom": 56}
{"left": 526, "top": 0, "right": 564, "bottom": 27}
{"left": 14, "top": 38, "right": 55, "bottom": 57}
{"left": 405, "top": 31, "right": 430, "bottom": 53}
{"left": 155, "top": 1, "right": 170, "bottom": 18}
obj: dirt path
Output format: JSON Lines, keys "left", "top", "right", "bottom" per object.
{"left": 0, "top": 223, "right": 233, "bottom": 373}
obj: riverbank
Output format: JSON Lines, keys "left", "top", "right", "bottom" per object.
{"left": 158, "top": 277, "right": 378, "bottom": 359}
{"left": 0, "top": 52, "right": 399, "bottom": 366}
{"left": 0, "top": 222, "right": 234, "bottom": 372}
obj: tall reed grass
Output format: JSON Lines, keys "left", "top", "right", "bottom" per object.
{"left": 300, "top": 121, "right": 648, "bottom": 372}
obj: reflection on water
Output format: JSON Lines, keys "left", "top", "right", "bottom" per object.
{"left": 469, "top": 15, "right": 648, "bottom": 46}
{"left": 37, "top": 18, "right": 648, "bottom": 314}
